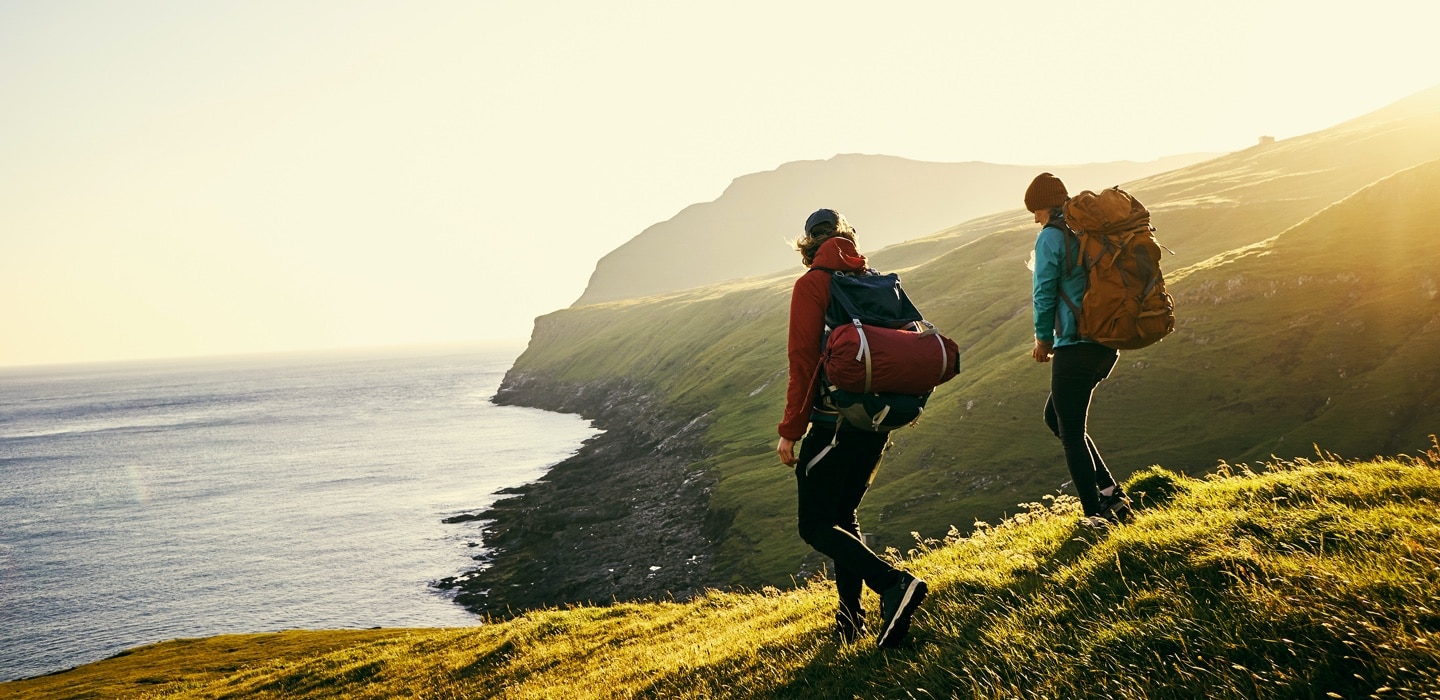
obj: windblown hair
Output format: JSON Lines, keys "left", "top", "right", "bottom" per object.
{"left": 794, "top": 220, "right": 858, "bottom": 267}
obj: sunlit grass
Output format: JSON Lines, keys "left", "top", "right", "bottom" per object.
{"left": 505, "top": 136, "right": 1440, "bottom": 592}
{"left": 7, "top": 445, "right": 1439, "bottom": 699}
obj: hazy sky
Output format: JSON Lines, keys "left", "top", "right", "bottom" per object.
{"left": 1, "top": 1, "right": 1435, "bottom": 367}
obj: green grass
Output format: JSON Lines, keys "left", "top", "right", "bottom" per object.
{"left": 7, "top": 449, "right": 1439, "bottom": 699}
{"left": 505, "top": 102, "right": 1440, "bottom": 588}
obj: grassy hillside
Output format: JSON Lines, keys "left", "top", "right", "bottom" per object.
{"left": 576, "top": 153, "right": 1212, "bottom": 305}
{"left": 7, "top": 453, "right": 1439, "bottom": 699}
{"left": 503, "top": 87, "right": 1440, "bottom": 589}
{"left": 873, "top": 83, "right": 1440, "bottom": 275}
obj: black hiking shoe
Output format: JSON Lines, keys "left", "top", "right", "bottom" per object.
{"left": 1097, "top": 487, "right": 1133, "bottom": 524}
{"left": 876, "top": 572, "right": 927, "bottom": 648}
{"left": 834, "top": 609, "right": 866, "bottom": 644}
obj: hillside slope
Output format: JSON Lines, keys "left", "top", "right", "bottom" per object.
{"left": 575, "top": 153, "right": 1211, "bottom": 305}
{"left": 471, "top": 86, "right": 1440, "bottom": 613}
{"left": 6, "top": 455, "right": 1439, "bottom": 699}
{"left": 871, "top": 83, "right": 1440, "bottom": 275}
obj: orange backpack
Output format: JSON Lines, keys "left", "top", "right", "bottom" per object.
{"left": 1060, "top": 187, "right": 1175, "bottom": 350}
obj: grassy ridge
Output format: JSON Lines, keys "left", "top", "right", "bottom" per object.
{"left": 505, "top": 90, "right": 1440, "bottom": 588}
{"left": 11, "top": 86, "right": 1440, "bottom": 700}
{"left": 7, "top": 451, "right": 1439, "bottom": 699}
{"left": 576, "top": 154, "right": 1214, "bottom": 306}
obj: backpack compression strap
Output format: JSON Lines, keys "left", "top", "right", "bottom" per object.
{"left": 910, "top": 320, "right": 949, "bottom": 381}
{"left": 849, "top": 319, "right": 874, "bottom": 394}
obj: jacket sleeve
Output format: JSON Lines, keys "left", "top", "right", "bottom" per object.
{"left": 1031, "top": 227, "right": 1064, "bottom": 343}
{"left": 779, "top": 270, "right": 829, "bottom": 440}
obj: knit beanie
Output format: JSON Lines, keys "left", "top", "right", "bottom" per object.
{"left": 1024, "top": 172, "right": 1068, "bottom": 212}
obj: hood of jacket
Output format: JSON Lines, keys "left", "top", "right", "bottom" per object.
{"left": 810, "top": 236, "right": 868, "bottom": 273}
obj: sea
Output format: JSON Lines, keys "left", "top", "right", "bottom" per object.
{"left": 0, "top": 344, "right": 598, "bottom": 682}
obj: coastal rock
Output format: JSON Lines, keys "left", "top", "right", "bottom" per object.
{"left": 434, "top": 372, "right": 721, "bottom": 616}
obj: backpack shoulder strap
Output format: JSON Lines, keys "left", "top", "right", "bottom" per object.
{"left": 1047, "top": 222, "right": 1084, "bottom": 339}
{"left": 1046, "top": 220, "right": 1081, "bottom": 270}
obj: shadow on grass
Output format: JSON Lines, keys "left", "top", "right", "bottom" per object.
{"left": 754, "top": 520, "right": 1114, "bottom": 699}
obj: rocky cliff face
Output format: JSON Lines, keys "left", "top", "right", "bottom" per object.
{"left": 435, "top": 371, "right": 726, "bottom": 616}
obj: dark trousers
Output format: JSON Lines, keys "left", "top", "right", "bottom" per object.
{"left": 794, "top": 422, "right": 900, "bottom": 617}
{"left": 1043, "top": 342, "right": 1120, "bottom": 517}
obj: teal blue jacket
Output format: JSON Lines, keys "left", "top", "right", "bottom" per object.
{"left": 1031, "top": 222, "right": 1087, "bottom": 347}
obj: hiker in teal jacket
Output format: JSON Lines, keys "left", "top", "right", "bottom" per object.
{"left": 1026, "top": 173, "right": 1132, "bottom": 527}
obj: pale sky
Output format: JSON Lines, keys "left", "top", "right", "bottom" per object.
{"left": 1, "top": 0, "right": 1435, "bottom": 367}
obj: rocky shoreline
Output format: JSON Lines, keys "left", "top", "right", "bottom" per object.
{"left": 433, "top": 371, "right": 727, "bottom": 617}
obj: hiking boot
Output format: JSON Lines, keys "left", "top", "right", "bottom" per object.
{"left": 876, "top": 572, "right": 927, "bottom": 648}
{"left": 834, "top": 609, "right": 866, "bottom": 644}
{"left": 1080, "top": 514, "right": 1114, "bottom": 530}
{"left": 1097, "top": 487, "right": 1133, "bottom": 524}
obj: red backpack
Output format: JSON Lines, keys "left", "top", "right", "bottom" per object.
{"left": 817, "top": 269, "right": 960, "bottom": 431}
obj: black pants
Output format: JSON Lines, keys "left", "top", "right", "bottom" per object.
{"left": 1043, "top": 342, "right": 1119, "bottom": 517}
{"left": 794, "top": 421, "right": 900, "bottom": 617}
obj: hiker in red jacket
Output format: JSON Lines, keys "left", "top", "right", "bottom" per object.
{"left": 776, "top": 208, "right": 927, "bottom": 648}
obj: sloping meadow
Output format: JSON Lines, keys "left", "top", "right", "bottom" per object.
{"left": 7, "top": 453, "right": 1439, "bottom": 699}
{"left": 503, "top": 89, "right": 1440, "bottom": 588}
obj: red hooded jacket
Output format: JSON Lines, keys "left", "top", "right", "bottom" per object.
{"left": 778, "top": 236, "right": 869, "bottom": 440}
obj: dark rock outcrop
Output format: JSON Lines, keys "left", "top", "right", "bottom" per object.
{"left": 434, "top": 372, "right": 722, "bottom": 616}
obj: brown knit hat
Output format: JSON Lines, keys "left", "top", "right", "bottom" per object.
{"left": 1024, "top": 172, "right": 1068, "bottom": 212}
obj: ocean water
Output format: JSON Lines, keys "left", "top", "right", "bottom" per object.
{"left": 0, "top": 345, "right": 598, "bottom": 682}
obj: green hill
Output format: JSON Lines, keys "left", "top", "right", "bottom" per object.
{"left": 575, "top": 153, "right": 1213, "bottom": 305}
{"left": 479, "top": 86, "right": 1440, "bottom": 603}
{"left": 868, "top": 83, "right": 1440, "bottom": 276}
{"left": 6, "top": 454, "right": 1438, "bottom": 698}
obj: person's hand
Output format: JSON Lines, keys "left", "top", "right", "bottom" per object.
{"left": 1031, "top": 339, "right": 1054, "bottom": 363}
{"left": 776, "top": 437, "right": 797, "bottom": 466}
